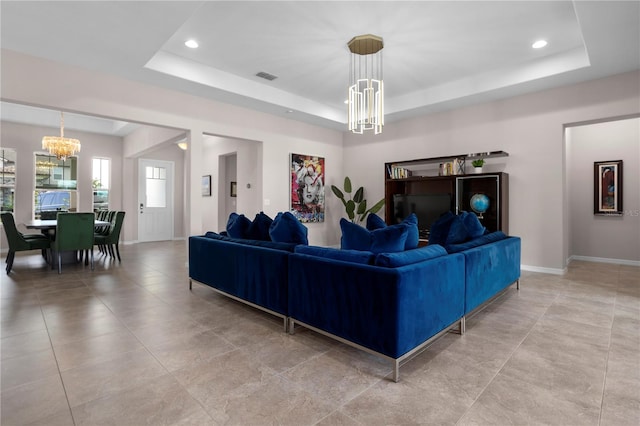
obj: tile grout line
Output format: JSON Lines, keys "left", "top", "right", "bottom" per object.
{"left": 597, "top": 271, "right": 620, "bottom": 426}
{"left": 35, "top": 287, "right": 78, "bottom": 426}
{"left": 454, "top": 285, "right": 560, "bottom": 425}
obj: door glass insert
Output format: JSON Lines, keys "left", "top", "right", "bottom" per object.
{"left": 145, "top": 166, "right": 166, "bottom": 208}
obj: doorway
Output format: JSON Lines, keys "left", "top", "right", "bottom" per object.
{"left": 138, "top": 158, "right": 174, "bottom": 242}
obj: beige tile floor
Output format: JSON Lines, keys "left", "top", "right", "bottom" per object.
{"left": 1, "top": 241, "right": 638, "bottom": 425}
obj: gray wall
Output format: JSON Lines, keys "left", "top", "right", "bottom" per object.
{"left": 567, "top": 118, "right": 640, "bottom": 263}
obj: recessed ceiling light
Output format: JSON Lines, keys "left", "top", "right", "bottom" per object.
{"left": 286, "top": 110, "right": 294, "bottom": 114}
{"left": 532, "top": 40, "right": 547, "bottom": 49}
{"left": 185, "top": 39, "right": 199, "bottom": 49}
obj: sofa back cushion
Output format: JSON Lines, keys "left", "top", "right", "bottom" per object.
{"left": 269, "top": 212, "right": 309, "bottom": 245}
{"left": 204, "top": 231, "right": 297, "bottom": 252}
{"left": 366, "top": 213, "right": 419, "bottom": 250}
{"left": 445, "top": 231, "right": 508, "bottom": 253}
{"left": 294, "top": 245, "right": 374, "bottom": 265}
{"left": 340, "top": 218, "right": 408, "bottom": 253}
{"left": 374, "top": 244, "right": 448, "bottom": 267}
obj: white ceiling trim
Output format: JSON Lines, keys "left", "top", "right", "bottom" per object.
{"left": 145, "top": 51, "right": 345, "bottom": 124}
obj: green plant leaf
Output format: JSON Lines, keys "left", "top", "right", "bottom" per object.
{"left": 367, "top": 198, "right": 386, "bottom": 215}
{"left": 330, "top": 185, "right": 344, "bottom": 201}
{"left": 356, "top": 199, "right": 367, "bottom": 214}
{"left": 344, "top": 177, "right": 352, "bottom": 194}
{"left": 353, "top": 187, "right": 364, "bottom": 203}
{"left": 346, "top": 200, "right": 356, "bottom": 220}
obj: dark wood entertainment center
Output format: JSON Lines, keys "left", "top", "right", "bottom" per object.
{"left": 384, "top": 152, "right": 509, "bottom": 234}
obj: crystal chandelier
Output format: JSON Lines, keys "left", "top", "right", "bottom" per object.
{"left": 42, "top": 112, "right": 81, "bottom": 160}
{"left": 347, "top": 34, "right": 384, "bottom": 135}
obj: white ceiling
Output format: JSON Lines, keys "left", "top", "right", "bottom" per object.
{"left": 1, "top": 1, "right": 639, "bottom": 135}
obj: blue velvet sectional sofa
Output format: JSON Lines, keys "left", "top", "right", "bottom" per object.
{"left": 188, "top": 212, "right": 521, "bottom": 382}
{"left": 189, "top": 232, "right": 296, "bottom": 331}
{"left": 287, "top": 245, "right": 466, "bottom": 382}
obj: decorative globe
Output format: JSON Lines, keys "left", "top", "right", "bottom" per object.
{"left": 470, "top": 193, "right": 490, "bottom": 218}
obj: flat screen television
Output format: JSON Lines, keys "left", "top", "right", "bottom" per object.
{"left": 392, "top": 193, "right": 453, "bottom": 236}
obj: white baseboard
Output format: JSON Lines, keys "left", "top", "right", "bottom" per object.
{"left": 521, "top": 264, "right": 567, "bottom": 275}
{"left": 568, "top": 255, "right": 640, "bottom": 267}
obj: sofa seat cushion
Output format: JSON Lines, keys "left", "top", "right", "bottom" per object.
{"left": 445, "top": 231, "right": 507, "bottom": 253}
{"left": 295, "top": 245, "right": 374, "bottom": 265}
{"left": 204, "top": 231, "right": 297, "bottom": 252}
{"left": 366, "top": 213, "right": 419, "bottom": 250}
{"left": 374, "top": 244, "right": 448, "bottom": 267}
{"left": 269, "top": 212, "right": 309, "bottom": 245}
{"left": 340, "top": 218, "right": 408, "bottom": 253}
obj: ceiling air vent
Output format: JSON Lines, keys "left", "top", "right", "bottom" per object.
{"left": 255, "top": 71, "right": 278, "bottom": 81}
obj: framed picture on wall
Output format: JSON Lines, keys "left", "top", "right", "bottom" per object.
{"left": 290, "top": 153, "right": 325, "bottom": 223}
{"left": 202, "top": 175, "right": 211, "bottom": 197}
{"left": 594, "top": 160, "right": 623, "bottom": 215}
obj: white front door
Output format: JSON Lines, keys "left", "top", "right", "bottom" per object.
{"left": 138, "top": 159, "right": 174, "bottom": 242}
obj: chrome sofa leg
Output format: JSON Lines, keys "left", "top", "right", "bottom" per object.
{"left": 189, "top": 279, "right": 192, "bottom": 290}
{"left": 460, "top": 317, "right": 466, "bottom": 335}
{"left": 393, "top": 360, "right": 400, "bottom": 383}
{"left": 283, "top": 317, "right": 288, "bottom": 333}
{"left": 288, "top": 318, "right": 295, "bottom": 335}
{"left": 516, "top": 279, "right": 520, "bottom": 290}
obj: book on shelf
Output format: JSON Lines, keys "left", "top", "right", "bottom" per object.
{"left": 387, "top": 164, "right": 412, "bottom": 179}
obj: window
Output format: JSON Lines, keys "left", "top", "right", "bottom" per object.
{"left": 145, "top": 166, "right": 166, "bottom": 208}
{"left": 0, "top": 148, "right": 16, "bottom": 212}
{"left": 92, "top": 158, "right": 110, "bottom": 212}
{"left": 34, "top": 153, "right": 78, "bottom": 218}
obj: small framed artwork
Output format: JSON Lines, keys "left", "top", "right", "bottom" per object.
{"left": 594, "top": 160, "right": 623, "bottom": 215}
{"left": 230, "top": 181, "right": 237, "bottom": 197}
{"left": 202, "top": 175, "right": 211, "bottom": 197}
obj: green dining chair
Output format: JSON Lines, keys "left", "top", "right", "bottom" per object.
{"left": 94, "top": 211, "right": 125, "bottom": 262}
{"left": 1, "top": 212, "right": 51, "bottom": 274}
{"left": 53, "top": 212, "right": 95, "bottom": 274}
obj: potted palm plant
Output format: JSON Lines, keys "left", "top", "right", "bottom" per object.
{"left": 331, "top": 177, "right": 385, "bottom": 224}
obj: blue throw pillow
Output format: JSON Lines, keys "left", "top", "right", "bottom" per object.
{"left": 461, "top": 211, "right": 487, "bottom": 239}
{"left": 226, "top": 213, "right": 251, "bottom": 239}
{"left": 366, "top": 213, "right": 387, "bottom": 230}
{"left": 375, "top": 244, "right": 448, "bottom": 267}
{"left": 446, "top": 215, "right": 468, "bottom": 244}
{"left": 402, "top": 213, "right": 420, "bottom": 250}
{"left": 428, "top": 211, "right": 455, "bottom": 246}
{"left": 245, "top": 212, "right": 273, "bottom": 241}
{"left": 340, "top": 218, "right": 408, "bottom": 254}
{"left": 269, "top": 212, "right": 308, "bottom": 245}
{"left": 365, "top": 213, "right": 419, "bottom": 250}
{"left": 295, "top": 245, "right": 374, "bottom": 265}
{"left": 340, "top": 219, "right": 372, "bottom": 251}
{"left": 370, "top": 224, "right": 409, "bottom": 253}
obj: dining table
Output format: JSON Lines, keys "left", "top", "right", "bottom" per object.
{"left": 25, "top": 218, "right": 112, "bottom": 268}
{"left": 25, "top": 219, "right": 110, "bottom": 230}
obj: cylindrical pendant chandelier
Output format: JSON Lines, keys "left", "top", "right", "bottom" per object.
{"left": 347, "top": 34, "right": 384, "bottom": 135}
